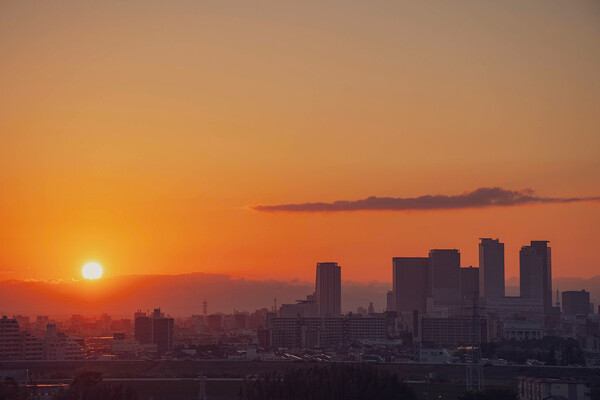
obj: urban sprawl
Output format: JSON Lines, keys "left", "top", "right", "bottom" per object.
{"left": 1, "top": 239, "right": 598, "bottom": 398}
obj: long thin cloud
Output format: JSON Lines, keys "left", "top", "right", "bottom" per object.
{"left": 250, "top": 187, "right": 600, "bottom": 213}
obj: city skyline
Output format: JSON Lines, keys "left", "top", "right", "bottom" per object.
{"left": 1, "top": 2, "right": 599, "bottom": 397}
{"left": 1, "top": 237, "right": 599, "bottom": 317}
{"left": 1, "top": 236, "right": 596, "bottom": 357}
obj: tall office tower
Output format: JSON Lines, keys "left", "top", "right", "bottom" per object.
{"left": 460, "top": 266, "right": 479, "bottom": 311}
{"left": 315, "top": 262, "right": 341, "bottom": 317}
{"left": 520, "top": 241, "right": 552, "bottom": 315}
{"left": 429, "top": 249, "right": 461, "bottom": 313}
{"left": 392, "top": 257, "right": 429, "bottom": 313}
{"left": 479, "top": 238, "right": 505, "bottom": 300}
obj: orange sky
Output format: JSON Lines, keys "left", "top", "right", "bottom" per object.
{"left": 1, "top": 1, "right": 599, "bottom": 283}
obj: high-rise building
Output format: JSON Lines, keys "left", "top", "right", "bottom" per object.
{"left": 520, "top": 241, "right": 552, "bottom": 315}
{"left": 460, "top": 266, "right": 479, "bottom": 311}
{"left": 0, "top": 316, "right": 20, "bottom": 360}
{"left": 133, "top": 308, "right": 174, "bottom": 355}
{"left": 134, "top": 311, "right": 153, "bottom": 344}
{"left": 562, "top": 290, "right": 590, "bottom": 316}
{"left": 152, "top": 317, "right": 174, "bottom": 355}
{"left": 479, "top": 238, "right": 505, "bottom": 300}
{"left": 315, "top": 262, "right": 341, "bottom": 317}
{"left": 429, "top": 249, "right": 461, "bottom": 314}
{"left": 392, "top": 257, "right": 429, "bottom": 313}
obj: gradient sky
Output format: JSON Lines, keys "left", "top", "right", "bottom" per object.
{"left": 1, "top": 1, "right": 599, "bottom": 283}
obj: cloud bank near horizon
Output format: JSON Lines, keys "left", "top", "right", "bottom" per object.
{"left": 0, "top": 273, "right": 599, "bottom": 316}
{"left": 0, "top": 272, "right": 391, "bottom": 316}
{"left": 251, "top": 187, "right": 600, "bottom": 213}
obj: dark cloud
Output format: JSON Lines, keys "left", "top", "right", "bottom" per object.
{"left": 251, "top": 187, "right": 600, "bottom": 213}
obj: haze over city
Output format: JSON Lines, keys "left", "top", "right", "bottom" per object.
{"left": 1, "top": 2, "right": 600, "bottom": 399}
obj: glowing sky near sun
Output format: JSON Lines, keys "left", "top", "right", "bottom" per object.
{"left": 0, "top": 1, "right": 599, "bottom": 283}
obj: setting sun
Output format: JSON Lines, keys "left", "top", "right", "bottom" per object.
{"left": 81, "top": 262, "right": 103, "bottom": 280}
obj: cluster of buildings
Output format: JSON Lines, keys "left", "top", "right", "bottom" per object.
{"left": 0, "top": 316, "right": 84, "bottom": 361}
{"left": 262, "top": 262, "right": 394, "bottom": 349}
{"left": 259, "top": 239, "right": 599, "bottom": 364}
{"left": 1, "top": 238, "right": 598, "bottom": 364}
{"left": 390, "top": 239, "right": 597, "bottom": 353}
{"left": 0, "top": 305, "right": 271, "bottom": 361}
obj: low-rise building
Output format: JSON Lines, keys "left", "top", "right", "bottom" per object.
{"left": 280, "top": 301, "right": 318, "bottom": 318}
{"left": 419, "top": 348, "right": 455, "bottom": 363}
{"left": 503, "top": 320, "right": 544, "bottom": 341}
{"left": 269, "top": 315, "right": 390, "bottom": 349}
{"left": 112, "top": 337, "right": 158, "bottom": 355}
{"left": 417, "top": 315, "right": 487, "bottom": 348}
{"left": 0, "top": 316, "right": 45, "bottom": 360}
{"left": 562, "top": 290, "right": 591, "bottom": 316}
{"left": 485, "top": 297, "right": 544, "bottom": 321}
{"left": 517, "top": 376, "right": 590, "bottom": 400}
{"left": 44, "top": 324, "right": 84, "bottom": 361}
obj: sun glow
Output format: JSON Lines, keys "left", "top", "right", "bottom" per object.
{"left": 81, "top": 262, "right": 103, "bottom": 280}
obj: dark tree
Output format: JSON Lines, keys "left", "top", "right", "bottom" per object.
{"left": 0, "top": 378, "right": 31, "bottom": 400}
{"left": 52, "top": 372, "right": 139, "bottom": 400}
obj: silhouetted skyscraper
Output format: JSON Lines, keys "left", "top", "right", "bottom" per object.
{"left": 393, "top": 257, "right": 429, "bottom": 313}
{"left": 460, "top": 266, "right": 479, "bottom": 311}
{"left": 479, "top": 238, "right": 505, "bottom": 300}
{"left": 429, "top": 249, "right": 461, "bottom": 314}
{"left": 315, "top": 262, "right": 341, "bottom": 317}
{"left": 520, "top": 241, "right": 552, "bottom": 315}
